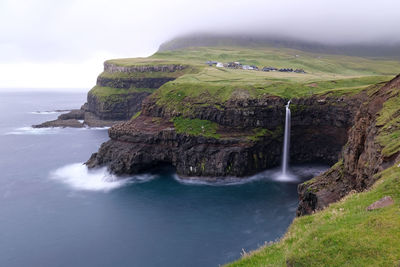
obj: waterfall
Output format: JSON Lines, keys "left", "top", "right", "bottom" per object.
{"left": 281, "top": 100, "right": 291, "bottom": 176}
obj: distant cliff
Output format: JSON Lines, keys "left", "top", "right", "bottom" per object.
{"left": 34, "top": 62, "right": 189, "bottom": 128}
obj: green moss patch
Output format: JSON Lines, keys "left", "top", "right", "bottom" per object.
{"left": 131, "top": 111, "right": 141, "bottom": 120}
{"left": 172, "top": 116, "right": 220, "bottom": 139}
{"left": 376, "top": 89, "right": 400, "bottom": 157}
{"left": 89, "top": 86, "right": 155, "bottom": 101}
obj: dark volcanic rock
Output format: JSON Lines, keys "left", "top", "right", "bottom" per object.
{"left": 366, "top": 196, "right": 394, "bottom": 211}
{"left": 87, "top": 91, "right": 150, "bottom": 121}
{"left": 97, "top": 76, "right": 175, "bottom": 89}
{"left": 58, "top": 109, "right": 85, "bottom": 120}
{"left": 86, "top": 116, "right": 281, "bottom": 177}
{"left": 142, "top": 94, "right": 361, "bottom": 166}
{"left": 33, "top": 118, "right": 84, "bottom": 128}
{"left": 33, "top": 106, "right": 121, "bottom": 128}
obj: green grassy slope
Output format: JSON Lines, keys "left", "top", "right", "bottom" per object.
{"left": 109, "top": 46, "right": 400, "bottom": 77}
{"left": 227, "top": 165, "right": 400, "bottom": 267}
{"left": 106, "top": 46, "right": 400, "bottom": 104}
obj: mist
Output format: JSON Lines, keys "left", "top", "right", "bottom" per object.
{"left": 1, "top": 0, "right": 399, "bottom": 89}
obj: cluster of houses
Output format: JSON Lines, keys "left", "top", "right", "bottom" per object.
{"left": 205, "top": 61, "right": 306, "bottom": 74}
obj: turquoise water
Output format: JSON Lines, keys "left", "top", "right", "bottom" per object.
{"left": 0, "top": 92, "right": 327, "bottom": 267}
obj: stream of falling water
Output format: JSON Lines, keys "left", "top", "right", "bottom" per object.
{"left": 281, "top": 100, "right": 291, "bottom": 178}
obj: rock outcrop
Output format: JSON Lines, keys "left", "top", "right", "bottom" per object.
{"left": 86, "top": 92, "right": 362, "bottom": 178}
{"left": 86, "top": 116, "right": 282, "bottom": 177}
{"left": 297, "top": 75, "right": 400, "bottom": 216}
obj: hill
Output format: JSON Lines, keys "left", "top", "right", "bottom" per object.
{"left": 158, "top": 33, "right": 400, "bottom": 60}
{"left": 103, "top": 45, "right": 400, "bottom": 116}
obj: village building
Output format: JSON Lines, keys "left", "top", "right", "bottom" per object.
{"left": 262, "top": 67, "right": 278, "bottom": 72}
{"left": 294, "top": 69, "right": 306, "bottom": 73}
{"left": 279, "top": 68, "right": 294, "bottom": 72}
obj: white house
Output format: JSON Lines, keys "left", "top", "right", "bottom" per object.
{"left": 216, "top": 62, "right": 224, "bottom": 68}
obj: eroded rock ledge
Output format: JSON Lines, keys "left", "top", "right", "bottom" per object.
{"left": 103, "top": 63, "right": 186, "bottom": 73}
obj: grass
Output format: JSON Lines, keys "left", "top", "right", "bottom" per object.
{"left": 227, "top": 164, "right": 400, "bottom": 267}
{"left": 89, "top": 86, "right": 156, "bottom": 101}
{"left": 131, "top": 111, "right": 141, "bottom": 120}
{"left": 172, "top": 116, "right": 220, "bottom": 138}
{"left": 247, "top": 128, "right": 272, "bottom": 141}
{"left": 376, "top": 88, "right": 400, "bottom": 157}
{"left": 151, "top": 75, "right": 392, "bottom": 116}
{"left": 109, "top": 46, "right": 400, "bottom": 77}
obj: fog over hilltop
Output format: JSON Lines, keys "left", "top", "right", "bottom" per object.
{"left": 0, "top": 0, "right": 399, "bottom": 89}
{"left": 159, "top": 33, "right": 400, "bottom": 59}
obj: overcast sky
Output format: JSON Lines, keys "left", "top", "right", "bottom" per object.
{"left": 1, "top": 0, "right": 399, "bottom": 90}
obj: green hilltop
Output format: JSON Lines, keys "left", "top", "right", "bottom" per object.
{"left": 100, "top": 46, "right": 400, "bottom": 115}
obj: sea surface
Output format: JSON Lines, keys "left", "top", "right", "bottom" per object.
{"left": 0, "top": 91, "right": 327, "bottom": 267}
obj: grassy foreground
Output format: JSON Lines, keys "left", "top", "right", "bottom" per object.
{"left": 227, "top": 165, "right": 400, "bottom": 267}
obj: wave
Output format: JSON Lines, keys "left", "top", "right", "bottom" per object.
{"left": 50, "top": 163, "right": 328, "bottom": 190}
{"left": 4, "top": 127, "right": 61, "bottom": 135}
{"left": 50, "top": 163, "right": 156, "bottom": 192}
{"left": 30, "top": 110, "right": 70, "bottom": 115}
{"left": 4, "top": 125, "right": 110, "bottom": 135}
{"left": 174, "top": 165, "right": 328, "bottom": 186}
{"left": 80, "top": 126, "right": 110, "bottom": 130}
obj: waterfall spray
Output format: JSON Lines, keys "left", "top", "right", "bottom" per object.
{"left": 281, "top": 100, "right": 291, "bottom": 176}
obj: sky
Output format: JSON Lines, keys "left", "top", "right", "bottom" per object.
{"left": 1, "top": 0, "right": 399, "bottom": 91}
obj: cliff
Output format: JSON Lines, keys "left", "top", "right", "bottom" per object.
{"left": 297, "top": 74, "right": 400, "bottom": 215}
{"left": 86, "top": 91, "right": 362, "bottom": 178}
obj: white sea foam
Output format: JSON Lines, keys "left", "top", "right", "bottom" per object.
{"left": 50, "top": 163, "right": 156, "bottom": 192}
{"left": 77, "top": 125, "right": 110, "bottom": 131}
{"left": 83, "top": 126, "right": 110, "bottom": 130}
{"left": 174, "top": 165, "right": 328, "bottom": 186}
{"left": 5, "top": 125, "right": 110, "bottom": 135}
{"left": 4, "top": 127, "right": 61, "bottom": 135}
{"left": 30, "top": 110, "right": 69, "bottom": 115}
{"left": 173, "top": 173, "right": 266, "bottom": 186}
{"left": 273, "top": 172, "right": 298, "bottom": 182}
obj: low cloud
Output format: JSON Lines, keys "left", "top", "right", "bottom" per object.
{"left": 1, "top": 0, "right": 399, "bottom": 88}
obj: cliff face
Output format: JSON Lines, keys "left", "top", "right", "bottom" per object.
{"left": 87, "top": 91, "right": 149, "bottom": 121}
{"left": 34, "top": 63, "right": 187, "bottom": 128}
{"left": 86, "top": 63, "right": 188, "bottom": 121}
{"left": 86, "top": 92, "right": 362, "bottom": 178}
{"left": 297, "top": 75, "right": 400, "bottom": 216}
{"left": 86, "top": 116, "right": 280, "bottom": 177}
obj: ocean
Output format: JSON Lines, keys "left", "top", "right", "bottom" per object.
{"left": 0, "top": 91, "right": 326, "bottom": 267}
